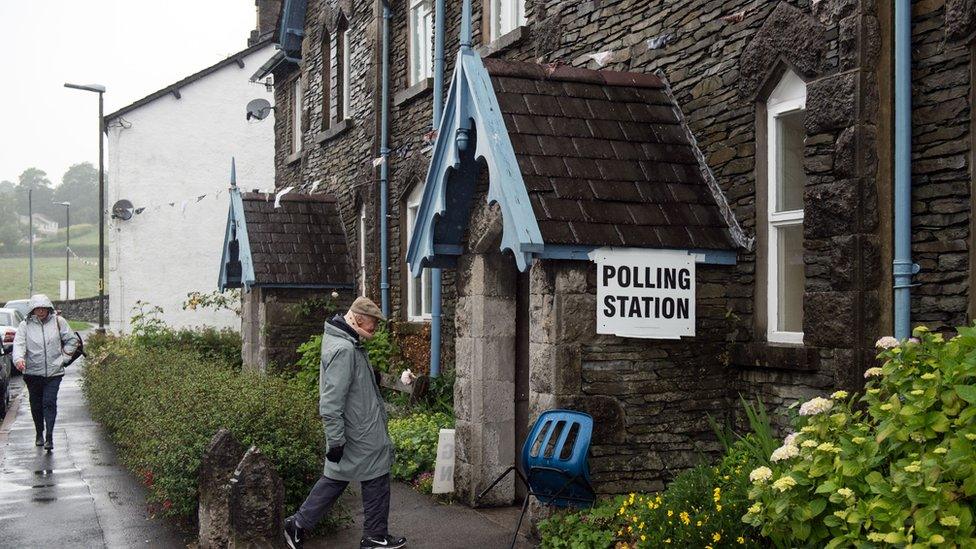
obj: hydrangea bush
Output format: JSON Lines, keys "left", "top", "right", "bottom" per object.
{"left": 744, "top": 326, "right": 976, "bottom": 547}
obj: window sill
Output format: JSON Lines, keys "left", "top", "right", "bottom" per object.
{"left": 477, "top": 25, "right": 528, "bottom": 59}
{"left": 729, "top": 342, "right": 819, "bottom": 372}
{"left": 315, "top": 118, "right": 355, "bottom": 145}
{"left": 286, "top": 150, "right": 302, "bottom": 165}
{"left": 395, "top": 78, "right": 433, "bottom": 108}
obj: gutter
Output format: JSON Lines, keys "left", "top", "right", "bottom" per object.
{"left": 429, "top": 0, "right": 446, "bottom": 378}
{"left": 380, "top": 0, "right": 392, "bottom": 318}
{"left": 893, "top": 0, "right": 917, "bottom": 338}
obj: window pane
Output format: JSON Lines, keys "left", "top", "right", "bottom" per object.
{"left": 342, "top": 29, "right": 351, "bottom": 118}
{"left": 422, "top": 269, "right": 432, "bottom": 316}
{"left": 292, "top": 79, "right": 302, "bottom": 153}
{"left": 776, "top": 223, "right": 804, "bottom": 333}
{"left": 776, "top": 110, "right": 804, "bottom": 212}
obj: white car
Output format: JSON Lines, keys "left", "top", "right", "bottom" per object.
{"left": 0, "top": 307, "right": 18, "bottom": 418}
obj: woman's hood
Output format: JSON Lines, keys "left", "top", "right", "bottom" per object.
{"left": 27, "top": 294, "right": 55, "bottom": 313}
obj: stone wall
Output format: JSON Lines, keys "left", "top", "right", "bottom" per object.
{"left": 240, "top": 287, "right": 353, "bottom": 373}
{"left": 54, "top": 296, "right": 109, "bottom": 325}
{"left": 911, "top": 1, "right": 974, "bottom": 331}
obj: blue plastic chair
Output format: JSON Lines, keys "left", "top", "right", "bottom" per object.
{"left": 477, "top": 409, "right": 596, "bottom": 548}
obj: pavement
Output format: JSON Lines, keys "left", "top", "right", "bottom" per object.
{"left": 0, "top": 363, "right": 191, "bottom": 548}
{"left": 309, "top": 482, "right": 535, "bottom": 548}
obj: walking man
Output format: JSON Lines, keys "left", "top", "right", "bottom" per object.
{"left": 12, "top": 294, "right": 79, "bottom": 451}
{"left": 284, "top": 297, "right": 407, "bottom": 549}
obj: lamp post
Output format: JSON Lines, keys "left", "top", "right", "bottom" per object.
{"left": 54, "top": 202, "right": 70, "bottom": 299}
{"left": 64, "top": 82, "right": 106, "bottom": 331}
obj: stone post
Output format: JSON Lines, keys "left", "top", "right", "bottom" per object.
{"left": 453, "top": 251, "right": 518, "bottom": 506}
{"left": 228, "top": 447, "right": 285, "bottom": 548}
{"left": 198, "top": 429, "right": 247, "bottom": 549}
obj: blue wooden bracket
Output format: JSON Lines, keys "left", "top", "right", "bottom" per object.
{"left": 406, "top": 49, "right": 544, "bottom": 277}
{"left": 218, "top": 184, "right": 256, "bottom": 291}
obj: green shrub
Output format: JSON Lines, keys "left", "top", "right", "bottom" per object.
{"left": 538, "top": 436, "right": 765, "bottom": 548}
{"left": 744, "top": 326, "right": 976, "bottom": 547}
{"left": 81, "top": 338, "right": 331, "bottom": 527}
{"left": 363, "top": 322, "right": 398, "bottom": 373}
{"left": 388, "top": 411, "right": 454, "bottom": 481}
{"left": 128, "top": 301, "right": 242, "bottom": 368}
{"left": 292, "top": 334, "right": 323, "bottom": 393}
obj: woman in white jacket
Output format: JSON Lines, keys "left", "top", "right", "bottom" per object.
{"left": 12, "top": 294, "right": 79, "bottom": 450}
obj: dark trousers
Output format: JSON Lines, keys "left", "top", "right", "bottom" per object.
{"left": 23, "top": 375, "right": 62, "bottom": 439}
{"left": 293, "top": 473, "right": 390, "bottom": 538}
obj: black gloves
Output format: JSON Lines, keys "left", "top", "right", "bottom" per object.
{"left": 374, "top": 369, "right": 383, "bottom": 389}
{"left": 326, "top": 444, "right": 345, "bottom": 463}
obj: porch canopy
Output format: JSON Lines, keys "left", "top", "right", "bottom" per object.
{"left": 218, "top": 187, "right": 354, "bottom": 291}
{"left": 406, "top": 51, "right": 749, "bottom": 276}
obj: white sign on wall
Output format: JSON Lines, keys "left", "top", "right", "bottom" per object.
{"left": 59, "top": 280, "right": 76, "bottom": 301}
{"left": 589, "top": 248, "right": 695, "bottom": 339}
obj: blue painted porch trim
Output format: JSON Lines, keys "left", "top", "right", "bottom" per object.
{"left": 254, "top": 283, "right": 356, "bottom": 290}
{"left": 539, "top": 245, "right": 738, "bottom": 265}
{"left": 406, "top": 48, "right": 545, "bottom": 276}
{"left": 218, "top": 160, "right": 256, "bottom": 291}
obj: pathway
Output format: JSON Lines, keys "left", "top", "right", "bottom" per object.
{"left": 0, "top": 363, "right": 190, "bottom": 548}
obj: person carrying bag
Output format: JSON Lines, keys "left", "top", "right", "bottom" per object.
{"left": 12, "top": 294, "right": 80, "bottom": 451}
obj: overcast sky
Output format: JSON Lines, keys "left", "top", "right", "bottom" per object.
{"left": 0, "top": 1, "right": 259, "bottom": 186}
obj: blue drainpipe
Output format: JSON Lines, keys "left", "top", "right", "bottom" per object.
{"left": 428, "top": 0, "right": 446, "bottom": 378}
{"left": 893, "top": 0, "right": 917, "bottom": 339}
{"left": 379, "top": 1, "right": 391, "bottom": 317}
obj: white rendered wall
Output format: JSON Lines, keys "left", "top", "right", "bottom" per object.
{"left": 107, "top": 45, "right": 275, "bottom": 333}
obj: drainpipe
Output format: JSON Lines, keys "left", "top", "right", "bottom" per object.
{"left": 428, "top": 0, "right": 446, "bottom": 378}
{"left": 380, "top": 0, "right": 391, "bottom": 317}
{"left": 893, "top": 0, "right": 916, "bottom": 339}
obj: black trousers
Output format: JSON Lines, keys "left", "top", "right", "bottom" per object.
{"left": 23, "top": 375, "right": 62, "bottom": 439}
{"left": 293, "top": 473, "right": 390, "bottom": 538}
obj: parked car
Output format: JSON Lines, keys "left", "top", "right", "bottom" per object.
{"left": 0, "top": 307, "right": 25, "bottom": 359}
{"left": 3, "top": 299, "right": 30, "bottom": 319}
{"left": 0, "top": 343, "right": 8, "bottom": 418}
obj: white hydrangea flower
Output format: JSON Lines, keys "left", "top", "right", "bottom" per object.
{"left": 783, "top": 432, "right": 797, "bottom": 447}
{"left": 770, "top": 443, "right": 799, "bottom": 462}
{"left": 799, "top": 397, "right": 834, "bottom": 416}
{"left": 749, "top": 466, "right": 773, "bottom": 484}
{"left": 875, "top": 336, "right": 899, "bottom": 349}
{"left": 864, "top": 367, "right": 884, "bottom": 378}
{"left": 831, "top": 390, "right": 849, "bottom": 400}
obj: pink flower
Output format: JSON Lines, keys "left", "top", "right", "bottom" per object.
{"left": 400, "top": 369, "right": 417, "bottom": 385}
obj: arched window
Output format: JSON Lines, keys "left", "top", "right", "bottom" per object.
{"left": 359, "top": 203, "right": 367, "bottom": 295}
{"left": 291, "top": 77, "right": 303, "bottom": 154}
{"left": 409, "top": 0, "right": 433, "bottom": 85}
{"left": 765, "top": 70, "right": 806, "bottom": 344}
{"left": 335, "top": 15, "right": 350, "bottom": 121}
{"left": 405, "top": 184, "right": 431, "bottom": 321}
{"left": 487, "top": 0, "right": 526, "bottom": 42}
{"left": 321, "top": 28, "right": 332, "bottom": 130}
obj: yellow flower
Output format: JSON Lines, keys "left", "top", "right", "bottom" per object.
{"left": 921, "top": 373, "right": 936, "bottom": 380}
{"left": 716, "top": 504, "right": 722, "bottom": 511}
{"left": 816, "top": 442, "right": 840, "bottom": 453}
{"left": 966, "top": 433, "right": 976, "bottom": 441}
{"left": 664, "top": 539, "right": 671, "bottom": 544}
{"left": 641, "top": 535, "right": 646, "bottom": 542}
{"left": 931, "top": 535, "right": 946, "bottom": 544}
{"left": 680, "top": 511, "right": 691, "bottom": 525}
{"left": 880, "top": 403, "right": 893, "bottom": 411}
{"left": 837, "top": 487, "right": 855, "bottom": 499}
{"left": 940, "top": 515, "right": 960, "bottom": 527}
{"left": 737, "top": 537, "right": 745, "bottom": 544}
{"left": 713, "top": 532, "right": 721, "bottom": 542}
{"left": 772, "top": 475, "right": 797, "bottom": 492}
{"left": 831, "top": 390, "right": 849, "bottom": 399}
{"left": 852, "top": 437, "right": 866, "bottom": 444}
{"left": 667, "top": 510, "right": 673, "bottom": 517}
{"left": 934, "top": 447, "right": 948, "bottom": 454}
{"left": 747, "top": 502, "right": 762, "bottom": 515}
{"left": 904, "top": 463, "right": 921, "bottom": 473}
{"left": 801, "top": 439, "right": 818, "bottom": 448}
{"left": 911, "top": 389, "right": 924, "bottom": 396}
{"left": 867, "top": 533, "right": 886, "bottom": 542}
{"left": 697, "top": 520, "right": 703, "bottom": 527}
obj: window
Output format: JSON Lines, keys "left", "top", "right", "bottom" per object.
{"left": 406, "top": 184, "right": 431, "bottom": 321}
{"left": 321, "top": 30, "right": 331, "bottom": 130}
{"left": 766, "top": 70, "right": 806, "bottom": 344}
{"left": 359, "top": 204, "right": 367, "bottom": 295}
{"left": 291, "top": 77, "right": 303, "bottom": 154}
{"left": 409, "top": 0, "right": 433, "bottom": 85}
{"left": 488, "top": 0, "right": 526, "bottom": 41}
{"left": 334, "top": 23, "right": 351, "bottom": 121}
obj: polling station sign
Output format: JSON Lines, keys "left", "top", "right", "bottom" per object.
{"left": 589, "top": 248, "right": 695, "bottom": 339}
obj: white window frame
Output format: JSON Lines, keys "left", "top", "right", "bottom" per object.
{"left": 341, "top": 27, "right": 351, "bottom": 120}
{"left": 489, "top": 0, "right": 526, "bottom": 42}
{"left": 291, "top": 77, "right": 303, "bottom": 154}
{"left": 405, "top": 184, "right": 431, "bottom": 322}
{"left": 409, "top": 0, "right": 433, "bottom": 86}
{"left": 359, "top": 204, "right": 367, "bottom": 295}
{"left": 766, "top": 71, "right": 806, "bottom": 345}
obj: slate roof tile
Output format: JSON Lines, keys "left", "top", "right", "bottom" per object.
{"left": 483, "top": 58, "right": 737, "bottom": 251}
{"left": 241, "top": 192, "right": 353, "bottom": 287}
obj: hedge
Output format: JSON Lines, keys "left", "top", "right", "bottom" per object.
{"left": 82, "top": 338, "right": 329, "bottom": 525}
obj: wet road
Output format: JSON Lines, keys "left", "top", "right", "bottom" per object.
{"left": 0, "top": 364, "right": 190, "bottom": 548}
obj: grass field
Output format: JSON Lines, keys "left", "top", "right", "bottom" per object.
{"left": 35, "top": 224, "right": 100, "bottom": 253}
{"left": 0, "top": 255, "right": 100, "bottom": 302}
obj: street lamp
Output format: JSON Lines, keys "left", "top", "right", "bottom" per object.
{"left": 53, "top": 202, "right": 70, "bottom": 300}
{"left": 64, "top": 82, "right": 106, "bottom": 332}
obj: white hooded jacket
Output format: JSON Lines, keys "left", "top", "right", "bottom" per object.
{"left": 12, "top": 294, "right": 80, "bottom": 377}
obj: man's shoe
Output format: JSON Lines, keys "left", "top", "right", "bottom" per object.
{"left": 361, "top": 535, "right": 407, "bottom": 549}
{"left": 35, "top": 434, "right": 44, "bottom": 447}
{"left": 283, "top": 516, "right": 305, "bottom": 549}
{"left": 43, "top": 439, "right": 53, "bottom": 451}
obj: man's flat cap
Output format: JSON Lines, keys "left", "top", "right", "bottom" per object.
{"left": 350, "top": 296, "right": 386, "bottom": 321}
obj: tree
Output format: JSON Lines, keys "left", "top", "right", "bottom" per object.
{"left": 0, "top": 185, "right": 19, "bottom": 251}
{"left": 54, "top": 162, "right": 100, "bottom": 225}
{"left": 14, "top": 168, "right": 55, "bottom": 220}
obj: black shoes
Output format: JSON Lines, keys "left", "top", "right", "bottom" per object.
{"left": 283, "top": 516, "right": 305, "bottom": 549}
{"left": 35, "top": 434, "right": 44, "bottom": 447}
{"left": 44, "top": 439, "right": 53, "bottom": 451}
{"left": 361, "top": 535, "right": 407, "bottom": 549}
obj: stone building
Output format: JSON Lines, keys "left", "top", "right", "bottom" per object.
{"left": 257, "top": 0, "right": 976, "bottom": 504}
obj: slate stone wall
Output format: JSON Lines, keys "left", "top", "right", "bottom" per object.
{"left": 54, "top": 296, "right": 109, "bottom": 325}
{"left": 911, "top": 1, "right": 974, "bottom": 331}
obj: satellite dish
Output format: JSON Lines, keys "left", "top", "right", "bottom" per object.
{"left": 112, "top": 199, "right": 134, "bottom": 221}
{"left": 246, "top": 98, "right": 273, "bottom": 121}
